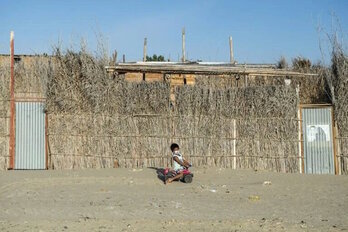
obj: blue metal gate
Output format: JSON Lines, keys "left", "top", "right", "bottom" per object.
{"left": 15, "top": 102, "right": 46, "bottom": 169}
{"left": 301, "top": 107, "right": 335, "bottom": 174}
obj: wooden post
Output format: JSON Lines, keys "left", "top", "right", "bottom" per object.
{"left": 229, "top": 36, "right": 234, "bottom": 64}
{"left": 123, "top": 54, "right": 125, "bottom": 63}
{"left": 298, "top": 108, "right": 302, "bottom": 173}
{"left": 296, "top": 85, "right": 303, "bottom": 173}
{"left": 45, "top": 114, "right": 48, "bottom": 169}
{"left": 143, "top": 38, "right": 147, "bottom": 62}
{"left": 332, "top": 109, "right": 339, "bottom": 175}
{"left": 182, "top": 28, "right": 186, "bottom": 62}
{"left": 9, "top": 31, "right": 15, "bottom": 170}
{"left": 112, "top": 50, "right": 117, "bottom": 65}
{"left": 335, "top": 122, "right": 341, "bottom": 175}
{"left": 233, "top": 119, "right": 236, "bottom": 169}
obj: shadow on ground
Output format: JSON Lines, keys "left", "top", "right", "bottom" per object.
{"left": 148, "top": 167, "right": 166, "bottom": 183}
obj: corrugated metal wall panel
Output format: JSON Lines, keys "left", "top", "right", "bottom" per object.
{"left": 15, "top": 102, "right": 45, "bottom": 169}
{"left": 302, "top": 107, "right": 334, "bottom": 174}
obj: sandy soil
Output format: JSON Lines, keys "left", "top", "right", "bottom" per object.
{"left": 0, "top": 167, "right": 347, "bottom": 232}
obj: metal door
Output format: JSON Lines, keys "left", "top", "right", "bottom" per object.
{"left": 301, "top": 107, "right": 335, "bottom": 174}
{"left": 15, "top": 102, "right": 46, "bottom": 169}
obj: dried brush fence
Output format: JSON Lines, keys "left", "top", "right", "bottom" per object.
{"left": 195, "top": 73, "right": 329, "bottom": 104}
{"left": 0, "top": 62, "right": 10, "bottom": 169}
{"left": 173, "top": 85, "right": 299, "bottom": 172}
{"left": 331, "top": 50, "right": 348, "bottom": 174}
{"left": 4, "top": 44, "right": 348, "bottom": 173}
{"left": 47, "top": 81, "right": 172, "bottom": 169}
{"left": 0, "top": 49, "right": 302, "bottom": 171}
{"left": 47, "top": 84, "right": 299, "bottom": 171}
{"left": 44, "top": 49, "right": 300, "bottom": 171}
{"left": 47, "top": 85, "right": 300, "bottom": 171}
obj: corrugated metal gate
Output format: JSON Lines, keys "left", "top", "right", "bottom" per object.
{"left": 15, "top": 102, "right": 46, "bottom": 169}
{"left": 301, "top": 106, "right": 335, "bottom": 174}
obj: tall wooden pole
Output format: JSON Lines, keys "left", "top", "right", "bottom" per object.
{"left": 182, "top": 28, "right": 186, "bottom": 62}
{"left": 112, "top": 50, "right": 117, "bottom": 65}
{"left": 143, "top": 37, "right": 147, "bottom": 62}
{"left": 9, "top": 31, "right": 15, "bottom": 170}
{"left": 123, "top": 54, "right": 125, "bottom": 63}
{"left": 229, "top": 36, "right": 234, "bottom": 64}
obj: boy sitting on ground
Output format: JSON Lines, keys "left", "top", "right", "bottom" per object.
{"left": 165, "top": 143, "right": 191, "bottom": 184}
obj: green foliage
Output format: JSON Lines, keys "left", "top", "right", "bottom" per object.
{"left": 146, "top": 54, "right": 165, "bottom": 62}
{"left": 276, "top": 56, "right": 288, "bottom": 69}
{"left": 292, "top": 56, "right": 312, "bottom": 72}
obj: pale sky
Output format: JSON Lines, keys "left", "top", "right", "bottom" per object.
{"left": 1, "top": 0, "right": 347, "bottom": 64}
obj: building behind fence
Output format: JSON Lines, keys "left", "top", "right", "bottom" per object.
{"left": 0, "top": 54, "right": 347, "bottom": 174}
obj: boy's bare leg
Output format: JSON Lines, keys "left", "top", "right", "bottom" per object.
{"left": 165, "top": 172, "right": 184, "bottom": 184}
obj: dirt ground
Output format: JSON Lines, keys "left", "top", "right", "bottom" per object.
{"left": 0, "top": 167, "right": 347, "bottom": 232}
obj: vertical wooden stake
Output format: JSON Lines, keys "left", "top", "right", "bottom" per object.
{"left": 143, "top": 38, "right": 147, "bottom": 62}
{"left": 335, "top": 121, "right": 341, "bottom": 175}
{"left": 298, "top": 108, "right": 302, "bottom": 173}
{"left": 123, "top": 54, "right": 125, "bottom": 63}
{"left": 182, "top": 28, "right": 186, "bottom": 62}
{"left": 296, "top": 85, "right": 303, "bottom": 174}
{"left": 112, "top": 50, "right": 117, "bottom": 65}
{"left": 45, "top": 113, "right": 49, "bottom": 169}
{"left": 9, "top": 31, "right": 15, "bottom": 170}
{"left": 233, "top": 119, "right": 236, "bottom": 169}
{"left": 229, "top": 36, "right": 234, "bottom": 64}
{"left": 332, "top": 109, "right": 339, "bottom": 175}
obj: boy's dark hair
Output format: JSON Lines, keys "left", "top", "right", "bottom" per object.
{"left": 170, "top": 143, "right": 179, "bottom": 151}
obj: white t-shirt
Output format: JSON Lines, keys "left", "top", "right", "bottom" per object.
{"left": 172, "top": 152, "right": 184, "bottom": 171}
